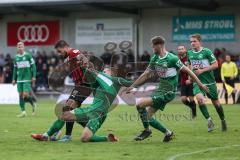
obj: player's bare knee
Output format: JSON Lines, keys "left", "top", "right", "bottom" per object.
{"left": 60, "top": 112, "right": 74, "bottom": 121}
{"left": 212, "top": 100, "right": 220, "bottom": 106}
{"left": 197, "top": 98, "right": 204, "bottom": 105}
{"left": 80, "top": 133, "right": 91, "bottom": 142}
{"left": 136, "top": 99, "right": 146, "bottom": 108}
{"left": 181, "top": 96, "right": 188, "bottom": 103}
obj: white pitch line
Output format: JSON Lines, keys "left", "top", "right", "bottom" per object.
{"left": 168, "top": 144, "right": 240, "bottom": 160}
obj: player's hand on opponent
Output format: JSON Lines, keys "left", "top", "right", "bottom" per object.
{"left": 12, "top": 80, "right": 16, "bottom": 86}
{"left": 199, "top": 84, "right": 209, "bottom": 93}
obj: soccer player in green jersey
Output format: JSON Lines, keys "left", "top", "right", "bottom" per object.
{"left": 126, "top": 36, "right": 208, "bottom": 142}
{"left": 188, "top": 34, "right": 227, "bottom": 132}
{"left": 59, "top": 68, "right": 132, "bottom": 142}
{"left": 12, "top": 42, "right": 37, "bottom": 118}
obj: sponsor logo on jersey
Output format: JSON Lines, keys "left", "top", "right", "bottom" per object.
{"left": 191, "top": 60, "right": 203, "bottom": 69}
{"left": 16, "top": 61, "right": 30, "bottom": 68}
{"left": 155, "top": 66, "right": 167, "bottom": 77}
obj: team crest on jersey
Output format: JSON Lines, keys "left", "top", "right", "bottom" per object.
{"left": 198, "top": 54, "right": 203, "bottom": 59}
{"left": 162, "top": 62, "right": 168, "bottom": 67}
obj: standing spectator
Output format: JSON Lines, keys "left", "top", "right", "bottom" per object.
{"left": 221, "top": 55, "right": 238, "bottom": 104}
{"left": 0, "top": 70, "right": 4, "bottom": 83}
{"left": 0, "top": 54, "right": 5, "bottom": 72}
{"left": 3, "top": 66, "right": 12, "bottom": 83}
{"left": 4, "top": 54, "right": 14, "bottom": 83}
{"left": 126, "top": 49, "right": 135, "bottom": 63}
{"left": 36, "top": 58, "right": 44, "bottom": 91}
{"left": 213, "top": 48, "right": 223, "bottom": 82}
{"left": 100, "top": 51, "right": 112, "bottom": 65}
{"left": 141, "top": 50, "right": 151, "bottom": 62}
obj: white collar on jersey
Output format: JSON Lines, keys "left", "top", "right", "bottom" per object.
{"left": 192, "top": 47, "right": 203, "bottom": 53}
{"left": 17, "top": 51, "right": 26, "bottom": 57}
{"left": 158, "top": 52, "right": 169, "bottom": 59}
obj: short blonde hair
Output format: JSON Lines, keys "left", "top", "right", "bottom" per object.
{"left": 189, "top": 34, "right": 202, "bottom": 41}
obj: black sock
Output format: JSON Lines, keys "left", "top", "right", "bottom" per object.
{"left": 189, "top": 101, "right": 197, "bottom": 117}
{"left": 183, "top": 100, "right": 192, "bottom": 109}
{"left": 189, "top": 101, "right": 196, "bottom": 109}
{"left": 224, "top": 92, "right": 228, "bottom": 104}
{"left": 24, "top": 96, "right": 34, "bottom": 106}
{"left": 232, "top": 93, "right": 236, "bottom": 104}
{"left": 214, "top": 104, "right": 225, "bottom": 120}
{"left": 65, "top": 122, "right": 74, "bottom": 136}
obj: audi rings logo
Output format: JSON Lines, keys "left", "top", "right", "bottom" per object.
{"left": 17, "top": 25, "right": 49, "bottom": 43}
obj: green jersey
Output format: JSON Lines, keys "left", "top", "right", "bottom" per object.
{"left": 13, "top": 51, "right": 36, "bottom": 83}
{"left": 93, "top": 72, "right": 132, "bottom": 112}
{"left": 187, "top": 47, "right": 216, "bottom": 85}
{"left": 148, "top": 52, "right": 184, "bottom": 92}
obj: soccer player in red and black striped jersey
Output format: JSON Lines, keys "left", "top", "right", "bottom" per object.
{"left": 178, "top": 45, "right": 197, "bottom": 119}
{"left": 32, "top": 40, "right": 93, "bottom": 141}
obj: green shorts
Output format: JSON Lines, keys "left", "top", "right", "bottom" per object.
{"left": 72, "top": 100, "right": 107, "bottom": 134}
{"left": 151, "top": 88, "right": 176, "bottom": 111}
{"left": 193, "top": 83, "right": 218, "bottom": 100}
{"left": 17, "top": 82, "right": 31, "bottom": 93}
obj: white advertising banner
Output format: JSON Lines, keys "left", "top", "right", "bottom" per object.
{"left": 75, "top": 18, "right": 133, "bottom": 44}
{"left": 0, "top": 84, "right": 19, "bottom": 104}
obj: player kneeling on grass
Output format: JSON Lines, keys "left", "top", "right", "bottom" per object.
{"left": 59, "top": 68, "right": 133, "bottom": 142}
{"left": 12, "top": 42, "right": 37, "bottom": 118}
{"left": 126, "top": 35, "right": 208, "bottom": 142}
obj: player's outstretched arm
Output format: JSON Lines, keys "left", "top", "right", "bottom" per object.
{"left": 181, "top": 65, "right": 209, "bottom": 93}
{"left": 127, "top": 68, "right": 155, "bottom": 90}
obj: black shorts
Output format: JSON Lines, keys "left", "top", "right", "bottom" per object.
{"left": 68, "top": 84, "right": 92, "bottom": 104}
{"left": 223, "top": 77, "right": 235, "bottom": 88}
{"left": 180, "top": 84, "right": 194, "bottom": 97}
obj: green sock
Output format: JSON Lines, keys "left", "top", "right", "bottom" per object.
{"left": 19, "top": 97, "right": 25, "bottom": 111}
{"left": 199, "top": 104, "right": 210, "bottom": 119}
{"left": 149, "top": 117, "right": 167, "bottom": 133}
{"left": 47, "top": 119, "right": 65, "bottom": 136}
{"left": 137, "top": 107, "right": 149, "bottom": 129}
{"left": 214, "top": 104, "right": 225, "bottom": 120}
{"left": 89, "top": 135, "right": 108, "bottom": 142}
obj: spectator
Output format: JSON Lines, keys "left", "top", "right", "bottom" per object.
{"left": 141, "top": 50, "right": 151, "bottom": 62}
{"left": 3, "top": 66, "right": 12, "bottom": 83}
{"left": 214, "top": 48, "right": 222, "bottom": 59}
{"left": 100, "top": 51, "right": 112, "bottom": 65}
{"left": 0, "top": 70, "right": 4, "bottom": 83}
{"left": 236, "top": 56, "right": 240, "bottom": 81}
{"left": 126, "top": 49, "right": 135, "bottom": 63}
{"left": 0, "top": 54, "right": 5, "bottom": 71}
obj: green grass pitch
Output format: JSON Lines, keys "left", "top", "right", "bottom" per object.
{"left": 0, "top": 100, "right": 240, "bottom": 160}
